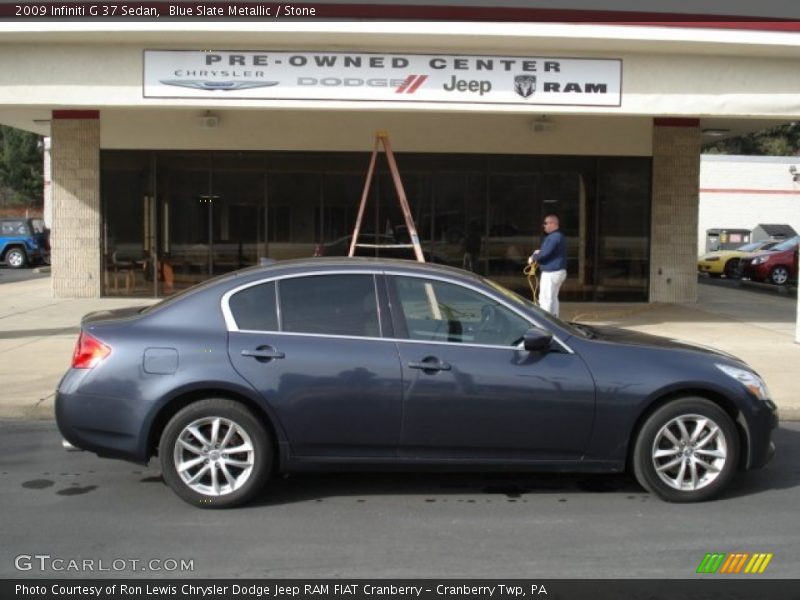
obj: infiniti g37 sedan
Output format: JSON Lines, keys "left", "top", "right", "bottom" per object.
{"left": 56, "top": 258, "right": 777, "bottom": 508}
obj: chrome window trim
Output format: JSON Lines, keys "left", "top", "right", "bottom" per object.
{"left": 220, "top": 268, "right": 574, "bottom": 354}
{"left": 382, "top": 270, "right": 574, "bottom": 354}
{"left": 222, "top": 270, "right": 382, "bottom": 338}
{"left": 230, "top": 328, "right": 519, "bottom": 352}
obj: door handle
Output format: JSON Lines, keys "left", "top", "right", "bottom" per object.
{"left": 241, "top": 347, "right": 285, "bottom": 360}
{"left": 408, "top": 358, "right": 451, "bottom": 372}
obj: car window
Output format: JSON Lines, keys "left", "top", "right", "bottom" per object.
{"left": 229, "top": 281, "right": 278, "bottom": 332}
{"left": 392, "top": 276, "right": 530, "bottom": 347}
{"left": 279, "top": 274, "right": 380, "bottom": 338}
{"left": 1, "top": 220, "right": 26, "bottom": 236}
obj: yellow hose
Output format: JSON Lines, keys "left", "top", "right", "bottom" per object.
{"left": 523, "top": 261, "right": 539, "bottom": 306}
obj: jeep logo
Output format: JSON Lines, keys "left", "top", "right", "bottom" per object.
{"left": 442, "top": 75, "right": 492, "bottom": 96}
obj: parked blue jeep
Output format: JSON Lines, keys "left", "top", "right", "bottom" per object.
{"left": 0, "top": 217, "right": 50, "bottom": 268}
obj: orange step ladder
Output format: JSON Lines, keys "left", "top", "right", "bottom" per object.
{"left": 348, "top": 131, "right": 425, "bottom": 263}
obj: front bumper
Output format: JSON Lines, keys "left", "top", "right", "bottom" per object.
{"left": 739, "top": 262, "right": 770, "bottom": 282}
{"left": 742, "top": 399, "right": 779, "bottom": 470}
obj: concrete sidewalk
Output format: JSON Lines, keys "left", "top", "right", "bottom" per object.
{"left": 0, "top": 277, "right": 797, "bottom": 420}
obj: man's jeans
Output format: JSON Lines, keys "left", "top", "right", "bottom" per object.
{"left": 538, "top": 269, "right": 567, "bottom": 317}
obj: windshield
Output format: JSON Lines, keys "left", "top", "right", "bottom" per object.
{"left": 772, "top": 236, "right": 800, "bottom": 252}
{"left": 737, "top": 241, "right": 765, "bottom": 252}
{"left": 482, "top": 276, "right": 584, "bottom": 337}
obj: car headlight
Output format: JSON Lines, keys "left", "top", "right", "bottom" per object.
{"left": 703, "top": 256, "right": 720, "bottom": 262}
{"left": 751, "top": 256, "right": 769, "bottom": 265}
{"left": 716, "top": 364, "right": 770, "bottom": 400}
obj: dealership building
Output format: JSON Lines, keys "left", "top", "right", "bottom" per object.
{"left": 1, "top": 18, "right": 799, "bottom": 302}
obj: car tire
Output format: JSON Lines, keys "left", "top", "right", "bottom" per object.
{"left": 159, "top": 399, "right": 272, "bottom": 508}
{"left": 5, "top": 247, "right": 27, "bottom": 269}
{"left": 723, "top": 259, "right": 740, "bottom": 279}
{"left": 769, "top": 266, "right": 789, "bottom": 286}
{"left": 632, "top": 397, "right": 739, "bottom": 502}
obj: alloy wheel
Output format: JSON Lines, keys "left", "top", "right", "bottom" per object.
{"left": 7, "top": 250, "right": 24, "bottom": 268}
{"left": 651, "top": 413, "right": 727, "bottom": 492}
{"left": 173, "top": 416, "right": 255, "bottom": 497}
{"left": 771, "top": 267, "right": 789, "bottom": 285}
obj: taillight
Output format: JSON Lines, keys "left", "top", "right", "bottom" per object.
{"left": 72, "top": 331, "right": 111, "bottom": 369}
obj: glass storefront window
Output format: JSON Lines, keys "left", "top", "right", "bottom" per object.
{"left": 101, "top": 150, "right": 651, "bottom": 301}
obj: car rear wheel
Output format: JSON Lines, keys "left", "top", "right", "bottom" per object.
{"left": 769, "top": 266, "right": 789, "bottom": 286}
{"left": 632, "top": 398, "right": 739, "bottom": 502}
{"left": 723, "top": 259, "right": 740, "bottom": 279}
{"left": 5, "top": 247, "right": 27, "bottom": 269}
{"left": 160, "top": 399, "right": 272, "bottom": 508}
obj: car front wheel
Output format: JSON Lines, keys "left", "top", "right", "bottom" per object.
{"left": 632, "top": 398, "right": 739, "bottom": 502}
{"left": 160, "top": 399, "right": 272, "bottom": 508}
{"left": 5, "top": 247, "right": 27, "bottom": 269}
{"left": 769, "top": 266, "right": 789, "bottom": 286}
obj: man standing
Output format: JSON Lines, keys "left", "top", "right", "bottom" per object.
{"left": 529, "top": 215, "right": 567, "bottom": 317}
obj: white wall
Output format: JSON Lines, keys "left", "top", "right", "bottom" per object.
{"left": 698, "top": 155, "right": 800, "bottom": 254}
{"left": 98, "top": 109, "right": 653, "bottom": 155}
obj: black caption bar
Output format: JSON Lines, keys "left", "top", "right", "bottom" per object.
{"left": 5, "top": 580, "right": 800, "bottom": 600}
{"left": 3, "top": 3, "right": 320, "bottom": 19}
{"left": 2, "top": 2, "right": 800, "bottom": 23}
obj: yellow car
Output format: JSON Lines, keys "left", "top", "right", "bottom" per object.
{"left": 698, "top": 240, "right": 780, "bottom": 278}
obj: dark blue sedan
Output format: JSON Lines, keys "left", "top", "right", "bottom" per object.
{"left": 56, "top": 258, "right": 777, "bottom": 507}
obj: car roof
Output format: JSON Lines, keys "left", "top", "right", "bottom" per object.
{"left": 246, "top": 256, "right": 482, "bottom": 281}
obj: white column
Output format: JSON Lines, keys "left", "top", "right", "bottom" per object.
{"left": 50, "top": 112, "right": 101, "bottom": 298}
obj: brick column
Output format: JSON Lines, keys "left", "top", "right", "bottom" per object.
{"left": 650, "top": 119, "right": 701, "bottom": 303}
{"left": 50, "top": 111, "right": 101, "bottom": 298}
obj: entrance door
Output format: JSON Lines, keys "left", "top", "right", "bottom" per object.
{"left": 156, "top": 154, "right": 268, "bottom": 294}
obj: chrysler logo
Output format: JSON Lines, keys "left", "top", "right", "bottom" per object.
{"left": 159, "top": 80, "right": 280, "bottom": 91}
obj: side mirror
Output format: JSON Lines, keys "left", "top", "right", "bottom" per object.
{"left": 523, "top": 327, "right": 553, "bottom": 352}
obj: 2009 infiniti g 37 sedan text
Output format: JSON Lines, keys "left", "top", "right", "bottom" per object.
{"left": 56, "top": 258, "right": 777, "bottom": 508}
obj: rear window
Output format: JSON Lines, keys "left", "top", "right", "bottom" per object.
{"left": 1, "top": 220, "right": 27, "bottom": 236}
{"left": 229, "top": 282, "right": 278, "bottom": 332}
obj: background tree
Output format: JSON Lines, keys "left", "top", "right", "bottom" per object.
{"left": 704, "top": 122, "right": 800, "bottom": 155}
{"left": 0, "top": 125, "right": 44, "bottom": 207}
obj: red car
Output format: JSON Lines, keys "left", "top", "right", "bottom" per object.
{"left": 739, "top": 236, "right": 799, "bottom": 285}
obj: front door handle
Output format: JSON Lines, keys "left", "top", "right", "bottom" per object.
{"left": 241, "top": 346, "right": 285, "bottom": 361}
{"left": 408, "top": 357, "right": 451, "bottom": 372}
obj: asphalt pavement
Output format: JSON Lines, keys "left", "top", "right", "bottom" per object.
{"left": 1, "top": 419, "right": 798, "bottom": 578}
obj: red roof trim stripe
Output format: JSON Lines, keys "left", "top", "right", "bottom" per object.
{"left": 52, "top": 110, "right": 100, "bottom": 120}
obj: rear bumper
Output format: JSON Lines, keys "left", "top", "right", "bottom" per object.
{"left": 55, "top": 385, "right": 149, "bottom": 464}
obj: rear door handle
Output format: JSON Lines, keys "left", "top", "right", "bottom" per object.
{"left": 408, "top": 358, "right": 451, "bottom": 372}
{"left": 241, "top": 347, "right": 285, "bottom": 360}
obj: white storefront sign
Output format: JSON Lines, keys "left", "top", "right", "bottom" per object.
{"left": 144, "top": 50, "right": 622, "bottom": 107}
